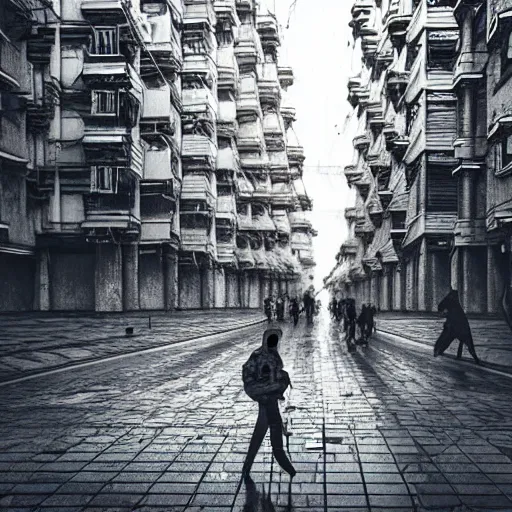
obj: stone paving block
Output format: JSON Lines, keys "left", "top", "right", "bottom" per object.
{"left": 39, "top": 493, "right": 94, "bottom": 507}
{"left": 70, "top": 472, "right": 117, "bottom": 483}
{"left": 87, "top": 493, "right": 144, "bottom": 507}
{"left": 326, "top": 494, "right": 368, "bottom": 507}
{"left": 366, "top": 483, "right": 410, "bottom": 495}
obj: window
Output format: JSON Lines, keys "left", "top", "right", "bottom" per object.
{"left": 91, "top": 166, "right": 119, "bottom": 193}
{"left": 91, "top": 90, "right": 117, "bottom": 115}
{"left": 502, "top": 135, "right": 512, "bottom": 169}
{"left": 91, "top": 27, "right": 118, "bottom": 55}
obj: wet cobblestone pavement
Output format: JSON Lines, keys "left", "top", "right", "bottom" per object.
{"left": 376, "top": 313, "right": 512, "bottom": 370}
{"left": 2, "top": 312, "right": 512, "bottom": 510}
{"left": 0, "top": 310, "right": 265, "bottom": 383}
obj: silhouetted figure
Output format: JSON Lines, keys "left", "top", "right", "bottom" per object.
{"left": 344, "top": 298, "right": 357, "bottom": 349}
{"left": 263, "top": 297, "right": 272, "bottom": 323}
{"left": 329, "top": 298, "right": 338, "bottom": 319}
{"left": 242, "top": 327, "right": 296, "bottom": 482}
{"left": 290, "top": 298, "right": 300, "bottom": 326}
{"left": 434, "top": 288, "right": 480, "bottom": 364}
{"left": 337, "top": 299, "right": 346, "bottom": 324}
{"left": 303, "top": 290, "right": 315, "bottom": 325}
{"left": 357, "top": 304, "right": 377, "bottom": 344}
{"left": 276, "top": 295, "right": 285, "bottom": 322}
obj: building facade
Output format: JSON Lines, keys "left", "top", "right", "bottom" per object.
{"left": 326, "top": 0, "right": 512, "bottom": 315}
{"left": 0, "top": 0, "right": 315, "bottom": 312}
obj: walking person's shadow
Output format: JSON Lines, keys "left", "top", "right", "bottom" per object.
{"left": 242, "top": 475, "right": 295, "bottom": 512}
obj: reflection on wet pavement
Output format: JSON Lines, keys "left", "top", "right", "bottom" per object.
{"left": 1, "top": 311, "right": 512, "bottom": 510}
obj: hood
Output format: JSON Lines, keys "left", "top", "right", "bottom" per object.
{"left": 262, "top": 325, "right": 283, "bottom": 351}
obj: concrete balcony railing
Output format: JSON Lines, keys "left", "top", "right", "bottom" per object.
{"left": 345, "top": 207, "right": 357, "bottom": 221}
{"left": 454, "top": 218, "right": 487, "bottom": 246}
{"left": 217, "top": 46, "right": 239, "bottom": 92}
{"left": 144, "top": 148, "right": 174, "bottom": 181}
{"left": 0, "top": 36, "right": 23, "bottom": 89}
{"left": 82, "top": 193, "right": 140, "bottom": 239}
{"left": 288, "top": 211, "right": 312, "bottom": 231}
{"left": 256, "top": 13, "right": 280, "bottom": 48}
{"left": 278, "top": 66, "right": 294, "bottom": 88}
{"left": 182, "top": 54, "right": 218, "bottom": 88}
{"left": 182, "top": 135, "right": 218, "bottom": 171}
{"left": 0, "top": 113, "right": 28, "bottom": 162}
{"left": 340, "top": 238, "right": 359, "bottom": 256}
{"left": 353, "top": 134, "right": 371, "bottom": 151}
{"left": 181, "top": 227, "right": 215, "bottom": 255}
{"left": 81, "top": 0, "right": 124, "bottom": 18}
{"left": 386, "top": 13, "right": 413, "bottom": 46}
{"left": 453, "top": 136, "right": 487, "bottom": 160}
{"left": 180, "top": 172, "right": 215, "bottom": 207}
{"left": 141, "top": 219, "right": 179, "bottom": 244}
{"left": 217, "top": 242, "right": 237, "bottom": 266}
{"left": 407, "top": 0, "right": 458, "bottom": 46}
{"left": 453, "top": 50, "right": 488, "bottom": 88}
{"left": 257, "top": 62, "right": 280, "bottom": 106}
{"left": 344, "top": 165, "right": 364, "bottom": 185}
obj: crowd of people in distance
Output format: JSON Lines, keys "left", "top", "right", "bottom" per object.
{"left": 263, "top": 288, "right": 321, "bottom": 326}
{"left": 329, "top": 297, "right": 377, "bottom": 350}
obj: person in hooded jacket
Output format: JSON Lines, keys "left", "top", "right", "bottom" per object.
{"left": 241, "top": 327, "right": 296, "bottom": 482}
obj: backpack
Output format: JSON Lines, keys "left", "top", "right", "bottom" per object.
{"left": 242, "top": 350, "right": 290, "bottom": 403}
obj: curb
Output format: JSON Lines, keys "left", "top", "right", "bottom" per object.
{"left": 0, "top": 318, "right": 267, "bottom": 388}
{"left": 376, "top": 329, "right": 512, "bottom": 380}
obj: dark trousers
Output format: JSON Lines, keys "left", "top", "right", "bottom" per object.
{"left": 242, "top": 400, "right": 295, "bottom": 476}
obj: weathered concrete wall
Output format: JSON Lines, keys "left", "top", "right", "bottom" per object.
{"left": 201, "top": 267, "right": 214, "bottom": 309}
{"left": 139, "top": 252, "right": 165, "bottom": 311}
{"left": 35, "top": 249, "right": 50, "bottom": 311}
{"left": 123, "top": 245, "right": 139, "bottom": 311}
{"left": 248, "top": 272, "right": 260, "bottom": 308}
{"left": 418, "top": 240, "right": 428, "bottom": 311}
{"left": 260, "top": 275, "right": 270, "bottom": 304}
{"left": 430, "top": 249, "right": 451, "bottom": 312}
{"left": 0, "top": 254, "right": 35, "bottom": 311}
{"left": 461, "top": 246, "right": 487, "bottom": 313}
{"left": 95, "top": 245, "right": 123, "bottom": 312}
{"left": 405, "top": 258, "right": 414, "bottom": 311}
{"left": 240, "top": 272, "right": 250, "bottom": 308}
{"left": 0, "top": 174, "right": 35, "bottom": 247}
{"left": 380, "top": 273, "right": 389, "bottom": 311}
{"left": 213, "top": 267, "right": 226, "bottom": 308}
{"left": 50, "top": 251, "right": 94, "bottom": 311}
{"left": 226, "top": 270, "right": 240, "bottom": 308}
{"left": 179, "top": 266, "right": 201, "bottom": 309}
{"left": 487, "top": 244, "right": 507, "bottom": 314}
{"left": 164, "top": 251, "right": 178, "bottom": 310}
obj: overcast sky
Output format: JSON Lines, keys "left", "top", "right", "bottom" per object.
{"left": 271, "top": 0, "right": 356, "bottom": 290}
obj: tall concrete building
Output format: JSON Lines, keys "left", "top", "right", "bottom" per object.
{"left": 326, "top": 0, "right": 512, "bottom": 315}
{"left": 0, "top": 0, "right": 315, "bottom": 312}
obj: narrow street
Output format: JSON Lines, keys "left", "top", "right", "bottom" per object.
{"left": 2, "top": 312, "right": 512, "bottom": 511}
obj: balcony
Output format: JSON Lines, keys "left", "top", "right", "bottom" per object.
{"left": 351, "top": 0, "right": 375, "bottom": 35}
{"left": 361, "top": 33, "right": 380, "bottom": 62}
{"left": 340, "top": 238, "right": 358, "bottom": 257}
{"left": 235, "top": 24, "right": 260, "bottom": 71}
{"left": 368, "top": 200, "right": 384, "bottom": 227}
{"left": 407, "top": 0, "right": 458, "bottom": 46}
{"left": 180, "top": 172, "right": 215, "bottom": 207}
{"left": 216, "top": 194, "right": 237, "bottom": 224}
{"left": 217, "top": 143, "right": 240, "bottom": 174}
{"left": 354, "top": 219, "right": 375, "bottom": 238}
{"left": 353, "top": 133, "right": 371, "bottom": 151}
{"left": 217, "top": 241, "right": 237, "bottom": 266}
{"left": 238, "top": 118, "right": 265, "bottom": 153}
{"left": 141, "top": 218, "right": 179, "bottom": 246}
{"left": 291, "top": 231, "right": 311, "bottom": 251}
{"left": 378, "top": 190, "right": 394, "bottom": 209}
{"left": 214, "top": 0, "right": 240, "bottom": 29}
{"left": 0, "top": 113, "right": 28, "bottom": 164}
{"left": 270, "top": 182, "right": 294, "bottom": 208}
{"left": 280, "top": 90, "right": 296, "bottom": 125}
{"left": 272, "top": 210, "right": 291, "bottom": 235}
{"left": 82, "top": 132, "right": 144, "bottom": 178}
{"left": 182, "top": 135, "right": 217, "bottom": 171}
{"left": 453, "top": 136, "right": 487, "bottom": 161}
{"left": 81, "top": 0, "right": 125, "bottom": 21}
{"left": 257, "top": 62, "right": 280, "bottom": 106}
{"left": 386, "top": 14, "right": 413, "bottom": 47}
{"left": 183, "top": 1, "right": 216, "bottom": 28}
{"left": 181, "top": 227, "right": 215, "bottom": 256}
{"left": 218, "top": 93, "right": 238, "bottom": 137}
{"left": 453, "top": 218, "right": 487, "bottom": 246}
{"left": 278, "top": 66, "right": 294, "bottom": 88}
{"left": 82, "top": 193, "right": 140, "bottom": 241}
{"left": 344, "top": 165, "right": 363, "bottom": 185}
{"left": 144, "top": 147, "right": 175, "bottom": 181}
{"left": 263, "top": 110, "right": 285, "bottom": 151}
{"left": 182, "top": 54, "right": 218, "bottom": 89}
{"left": 0, "top": 36, "right": 23, "bottom": 89}
{"left": 453, "top": 50, "right": 487, "bottom": 88}
{"left": 236, "top": 245, "right": 255, "bottom": 268}
{"left": 256, "top": 14, "right": 280, "bottom": 52}
{"left": 288, "top": 211, "right": 312, "bottom": 231}
{"left": 268, "top": 151, "right": 289, "bottom": 179}
{"left": 217, "top": 45, "right": 239, "bottom": 91}
{"left": 182, "top": 87, "right": 218, "bottom": 134}
{"left": 141, "top": 86, "right": 179, "bottom": 138}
